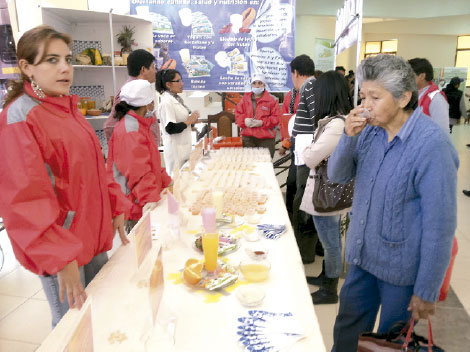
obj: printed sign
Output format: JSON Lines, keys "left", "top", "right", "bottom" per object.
{"left": 433, "top": 67, "right": 468, "bottom": 92}
{"left": 134, "top": 212, "right": 152, "bottom": 268}
{"left": 149, "top": 247, "right": 164, "bottom": 326}
{"left": 314, "top": 38, "right": 335, "bottom": 72}
{"left": 334, "top": 0, "right": 362, "bottom": 55}
{"left": 64, "top": 301, "right": 94, "bottom": 352}
{"left": 130, "top": 0, "right": 296, "bottom": 92}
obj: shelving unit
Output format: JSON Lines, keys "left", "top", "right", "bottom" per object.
{"left": 72, "top": 65, "right": 128, "bottom": 69}
{"left": 40, "top": 7, "right": 153, "bottom": 157}
{"left": 41, "top": 6, "right": 152, "bottom": 98}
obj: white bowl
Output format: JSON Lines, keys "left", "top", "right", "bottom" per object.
{"left": 236, "top": 285, "right": 265, "bottom": 307}
{"left": 245, "top": 245, "right": 268, "bottom": 260}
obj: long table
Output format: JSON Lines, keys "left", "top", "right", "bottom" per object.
{"left": 38, "top": 155, "right": 326, "bottom": 352}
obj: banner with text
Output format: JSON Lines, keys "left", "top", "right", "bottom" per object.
{"left": 313, "top": 38, "right": 335, "bottom": 72}
{"left": 130, "top": 0, "right": 295, "bottom": 92}
{"left": 334, "top": 0, "right": 361, "bottom": 56}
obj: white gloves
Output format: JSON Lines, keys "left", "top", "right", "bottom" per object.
{"left": 143, "top": 202, "right": 158, "bottom": 214}
{"left": 245, "top": 118, "right": 263, "bottom": 128}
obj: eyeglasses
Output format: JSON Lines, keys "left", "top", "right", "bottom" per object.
{"left": 170, "top": 79, "right": 182, "bottom": 83}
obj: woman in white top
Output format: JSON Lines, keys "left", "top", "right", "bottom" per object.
{"left": 299, "top": 70, "right": 352, "bottom": 305}
{"left": 156, "top": 69, "right": 199, "bottom": 176}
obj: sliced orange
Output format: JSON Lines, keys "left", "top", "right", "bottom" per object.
{"left": 185, "top": 258, "right": 200, "bottom": 268}
{"left": 183, "top": 262, "right": 203, "bottom": 285}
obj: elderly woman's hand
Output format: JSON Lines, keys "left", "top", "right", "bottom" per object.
{"left": 408, "top": 294, "right": 436, "bottom": 321}
{"left": 345, "top": 106, "right": 368, "bottom": 136}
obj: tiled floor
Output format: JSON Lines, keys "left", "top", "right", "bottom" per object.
{"left": 0, "top": 124, "right": 470, "bottom": 351}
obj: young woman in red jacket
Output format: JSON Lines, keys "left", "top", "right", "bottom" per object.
{"left": 107, "top": 79, "right": 172, "bottom": 231}
{"left": 235, "top": 74, "right": 281, "bottom": 157}
{"left": 0, "top": 25, "right": 130, "bottom": 327}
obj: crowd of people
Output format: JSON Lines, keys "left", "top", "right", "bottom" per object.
{"left": 0, "top": 24, "right": 465, "bottom": 351}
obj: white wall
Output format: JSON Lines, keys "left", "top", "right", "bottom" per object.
{"left": 364, "top": 33, "right": 457, "bottom": 67}
{"left": 295, "top": 15, "right": 354, "bottom": 72}
{"left": 294, "top": 14, "right": 470, "bottom": 73}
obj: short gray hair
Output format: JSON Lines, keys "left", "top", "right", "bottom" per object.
{"left": 357, "top": 54, "right": 418, "bottom": 111}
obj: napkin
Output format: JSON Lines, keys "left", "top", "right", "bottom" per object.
{"left": 256, "top": 224, "right": 286, "bottom": 240}
{"left": 237, "top": 310, "right": 305, "bottom": 352}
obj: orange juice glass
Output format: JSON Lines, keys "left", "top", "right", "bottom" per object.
{"left": 202, "top": 232, "right": 219, "bottom": 272}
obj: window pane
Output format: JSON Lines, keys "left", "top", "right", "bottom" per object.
{"left": 382, "top": 40, "right": 398, "bottom": 53}
{"left": 455, "top": 50, "right": 470, "bottom": 86}
{"left": 457, "top": 35, "right": 470, "bottom": 49}
{"left": 365, "top": 41, "right": 381, "bottom": 54}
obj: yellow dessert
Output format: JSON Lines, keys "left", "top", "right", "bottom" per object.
{"left": 239, "top": 263, "right": 270, "bottom": 282}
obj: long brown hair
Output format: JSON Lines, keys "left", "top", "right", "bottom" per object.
{"left": 3, "top": 25, "right": 72, "bottom": 108}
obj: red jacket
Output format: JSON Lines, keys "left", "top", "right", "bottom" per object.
{"left": 107, "top": 111, "right": 172, "bottom": 220}
{"left": 280, "top": 89, "right": 300, "bottom": 148}
{"left": 104, "top": 77, "right": 161, "bottom": 146}
{"left": 235, "top": 90, "right": 281, "bottom": 139}
{"left": 418, "top": 82, "right": 447, "bottom": 116}
{"left": 0, "top": 82, "right": 130, "bottom": 276}
{"left": 281, "top": 89, "right": 300, "bottom": 115}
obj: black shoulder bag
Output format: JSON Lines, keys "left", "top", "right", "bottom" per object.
{"left": 312, "top": 116, "right": 354, "bottom": 213}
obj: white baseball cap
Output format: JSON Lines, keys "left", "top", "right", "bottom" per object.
{"left": 251, "top": 73, "right": 266, "bottom": 84}
{"left": 120, "top": 79, "right": 155, "bottom": 107}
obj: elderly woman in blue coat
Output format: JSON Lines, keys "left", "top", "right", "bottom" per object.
{"left": 328, "top": 54, "right": 458, "bottom": 351}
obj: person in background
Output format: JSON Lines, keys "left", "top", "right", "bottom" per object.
{"left": 314, "top": 70, "right": 323, "bottom": 79}
{"left": 156, "top": 69, "right": 199, "bottom": 176}
{"left": 443, "top": 76, "right": 467, "bottom": 133}
{"left": 328, "top": 54, "right": 458, "bottom": 351}
{"left": 104, "top": 49, "right": 160, "bottom": 146}
{"left": 335, "top": 66, "right": 346, "bottom": 76}
{"left": 279, "top": 55, "right": 315, "bottom": 219}
{"left": 0, "top": 25, "right": 130, "bottom": 327}
{"left": 408, "top": 58, "right": 449, "bottom": 133}
{"left": 300, "top": 71, "right": 352, "bottom": 305}
{"left": 291, "top": 58, "right": 319, "bottom": 264}
{"left": 235, "top": 73, "right": 281, "bottom": 158}
{"left": 107, "top": 79, "right": 172, "bottom": 231}
{"left": 345, "top": 69, "right": 355, "bottom": 105}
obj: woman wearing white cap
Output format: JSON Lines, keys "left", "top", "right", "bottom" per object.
{"left": 107, "top": 79, "right": 172, "bottom": 230}
{"left": 235, "top": 73, "right": 281, "bottom": 157}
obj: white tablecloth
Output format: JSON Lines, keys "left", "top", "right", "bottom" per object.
{"left": 38, "top": 159, "right": 326, "bottom": 352}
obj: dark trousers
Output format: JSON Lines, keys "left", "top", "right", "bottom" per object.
{"left": 242, "top": 136, "right": 276, "bottom": 158}
{"left": 285, "top": 149, "right": 297, "bottom": 218}
{"left": 332, "top": 265, "right": 413, "bottom": 351}
{"left": 292, "top": 164, "right": 318, "bottom": 262}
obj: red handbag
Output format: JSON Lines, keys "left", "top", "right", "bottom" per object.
{"left": 358, "top": 318, "right": 444, "bottom": 352}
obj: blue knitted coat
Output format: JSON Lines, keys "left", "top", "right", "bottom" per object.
{"left": 328, "top": 108, "right": 459, "bottom": 302}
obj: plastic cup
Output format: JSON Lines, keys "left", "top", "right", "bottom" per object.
{"left": 179, "top": 8, "right": 192, "bottom": 26}
{"left": 136, "top": 6, "right": 150, "bottom": 17}
{"left": 202, "top": 232, "right": 219, "bottom": 272}
{"left": 230, "top": 14, "right": 243, "bottom": 33}
{"left": 201, "top": 208, "right": 216, "bottom": 233}
{"left": 179, "top": 48, "right": 191, "bottom": 63}
{"left": 212, "top": 191, "right": 224, "bottom": 219}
